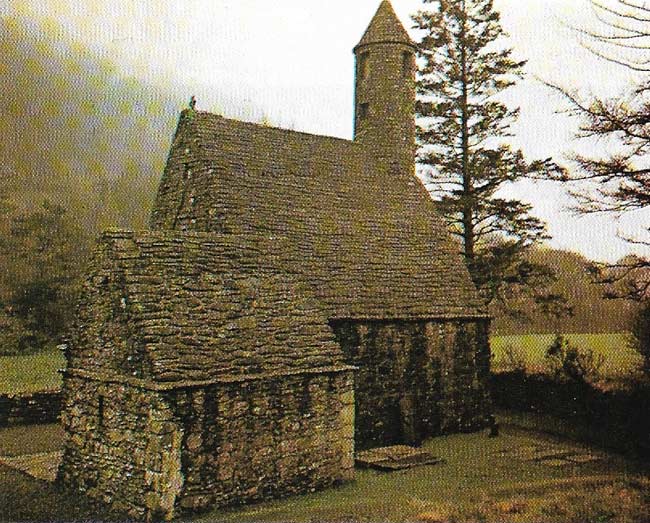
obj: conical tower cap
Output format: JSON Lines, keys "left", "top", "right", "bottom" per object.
{"left": 355, "top": 0, "right": 416, "bottom": 51}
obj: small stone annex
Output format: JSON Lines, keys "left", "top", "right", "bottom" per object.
{"left": 59, "top": 1, "right": 492, "bottom": 520}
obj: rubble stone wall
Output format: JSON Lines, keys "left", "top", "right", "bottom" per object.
{"left": 58, "top": 368, "right": 354, "bottom": 520}
{"left": 58, "top": 375, "right": 183, "bottom": 521}
{"left": 171, "top": 369, "right": 355, "bottom": 514}
{"left": 331, "top": 318, "right": 491, "bottom": 449}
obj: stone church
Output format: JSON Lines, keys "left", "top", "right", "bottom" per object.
{"left": 59, "top": 1, "right": 491, "bottom": 520}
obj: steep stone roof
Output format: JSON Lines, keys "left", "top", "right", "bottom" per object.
{"left": 151, "top": 111, "right": 487, "bottom": 320}
{"left": 355, "top": 0, "right": 416, "bottom": 51}
{"left": 69, "top": 231, "right": 348, "bottom": 383}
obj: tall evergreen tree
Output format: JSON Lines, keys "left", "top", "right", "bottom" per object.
{"left": 413, "top": 0, "right": 566, "bottom": 316}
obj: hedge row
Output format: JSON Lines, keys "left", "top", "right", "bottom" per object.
{"left": 492, "top": 371, "right": 650, "bottom": 457}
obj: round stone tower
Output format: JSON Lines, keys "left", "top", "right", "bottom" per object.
{"left": 353, "top": 0, "right": 417, "bottom": 176}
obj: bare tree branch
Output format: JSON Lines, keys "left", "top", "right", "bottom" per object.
{"left": 592, "top": 0, "right": 650, "bottom": 24}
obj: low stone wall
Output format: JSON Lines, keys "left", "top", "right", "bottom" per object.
{"left": 0, "top": 390, "right": 62, "bottom": 426}
{"left": 493, "top": 371, "right": 650, "bottom": 458}
{"left": 331, "top": 318, "right": 492, "bottom": 449}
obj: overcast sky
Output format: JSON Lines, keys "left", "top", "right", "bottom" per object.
{"left": 6, "top": 0, "right": 650, "bottom": 262}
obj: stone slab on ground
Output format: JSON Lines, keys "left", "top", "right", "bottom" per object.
{"left": 501, "top": 444, "right": 568, "bottom": 460}
{"left": 534, "top": 449, "right": 576, "bottom": 460}
{"left": 504, "top": 444, "right": 544, "bottom": 460}
{"left": 535, "top": 452, "right": 605, "bottom": 467}
{"left": 355, "top": 445, "right": 443, "bottom": 471}
{"left": 0, "top": 451, "right": 62, "bottom": 482}
{"left": 496, "top": 442, "right": 605, "bottom": 468}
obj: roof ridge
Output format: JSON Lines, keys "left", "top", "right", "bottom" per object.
{"left": 189, "top": 110, "right": 356, "bottom": 146}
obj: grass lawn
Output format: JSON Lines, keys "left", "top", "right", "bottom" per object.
{"left": 1, "top": 422, "right": 648, "bottom": 522}
{"left": 0, "top": 350, "right": 65, "bottom": 395}
{"left": 205, "top": 423, "right": 649, "bottom": 523}
{"left": 491, "top": 333, "right": 642, "bottom": 379}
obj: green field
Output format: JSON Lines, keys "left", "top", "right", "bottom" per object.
{"left": 491, "top": 333, "right": 642, "bottom": 379}
{"left": 0, "top": 350, "right": 65, "bottom": 395}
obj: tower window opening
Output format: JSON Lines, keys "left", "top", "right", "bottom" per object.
{"left": 359, "top": 103, "right": 369, "bottom": 119}
{"left": 359, "top": 52, "right": 369, "bottom": 80}
{"left": 402, "top": 51, "right": 412, "bottom": 78}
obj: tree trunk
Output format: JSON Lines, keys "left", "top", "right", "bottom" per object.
{"left": 459, "top": 1, "right": 474, "bottom": 261}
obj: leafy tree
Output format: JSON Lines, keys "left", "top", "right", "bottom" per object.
{"left": 412, "top": 0, "right": 566, "bottom": 318}
{"left": 0, "top": 312, "right": 34, "bottom": 357}
{"left": 547, "top": 0, "right": 650, "bottom": 300}
{"left": 0, "top": 201, "right": 90, "bottom": 353}
{"left": 545, "top": 333, "right": 604, "bottom": 384}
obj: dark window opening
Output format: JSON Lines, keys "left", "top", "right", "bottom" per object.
{"left": 359, "top": 103, "right": 369, "bottom": 119}
{"left": 98, "top": 395, "right": 104, "bottom": 429}
{"left": 402, "top": 51, "right": 412, "bottom": 78}
{"left": 359, "top": 52, "right": 369, "bottom": 80}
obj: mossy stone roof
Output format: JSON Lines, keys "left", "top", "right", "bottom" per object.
{"left": 151, "top": 111, "right": 486, "bottom": 320}
{"left": 73, "top": 231, "right": 348, "bottom": 383}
